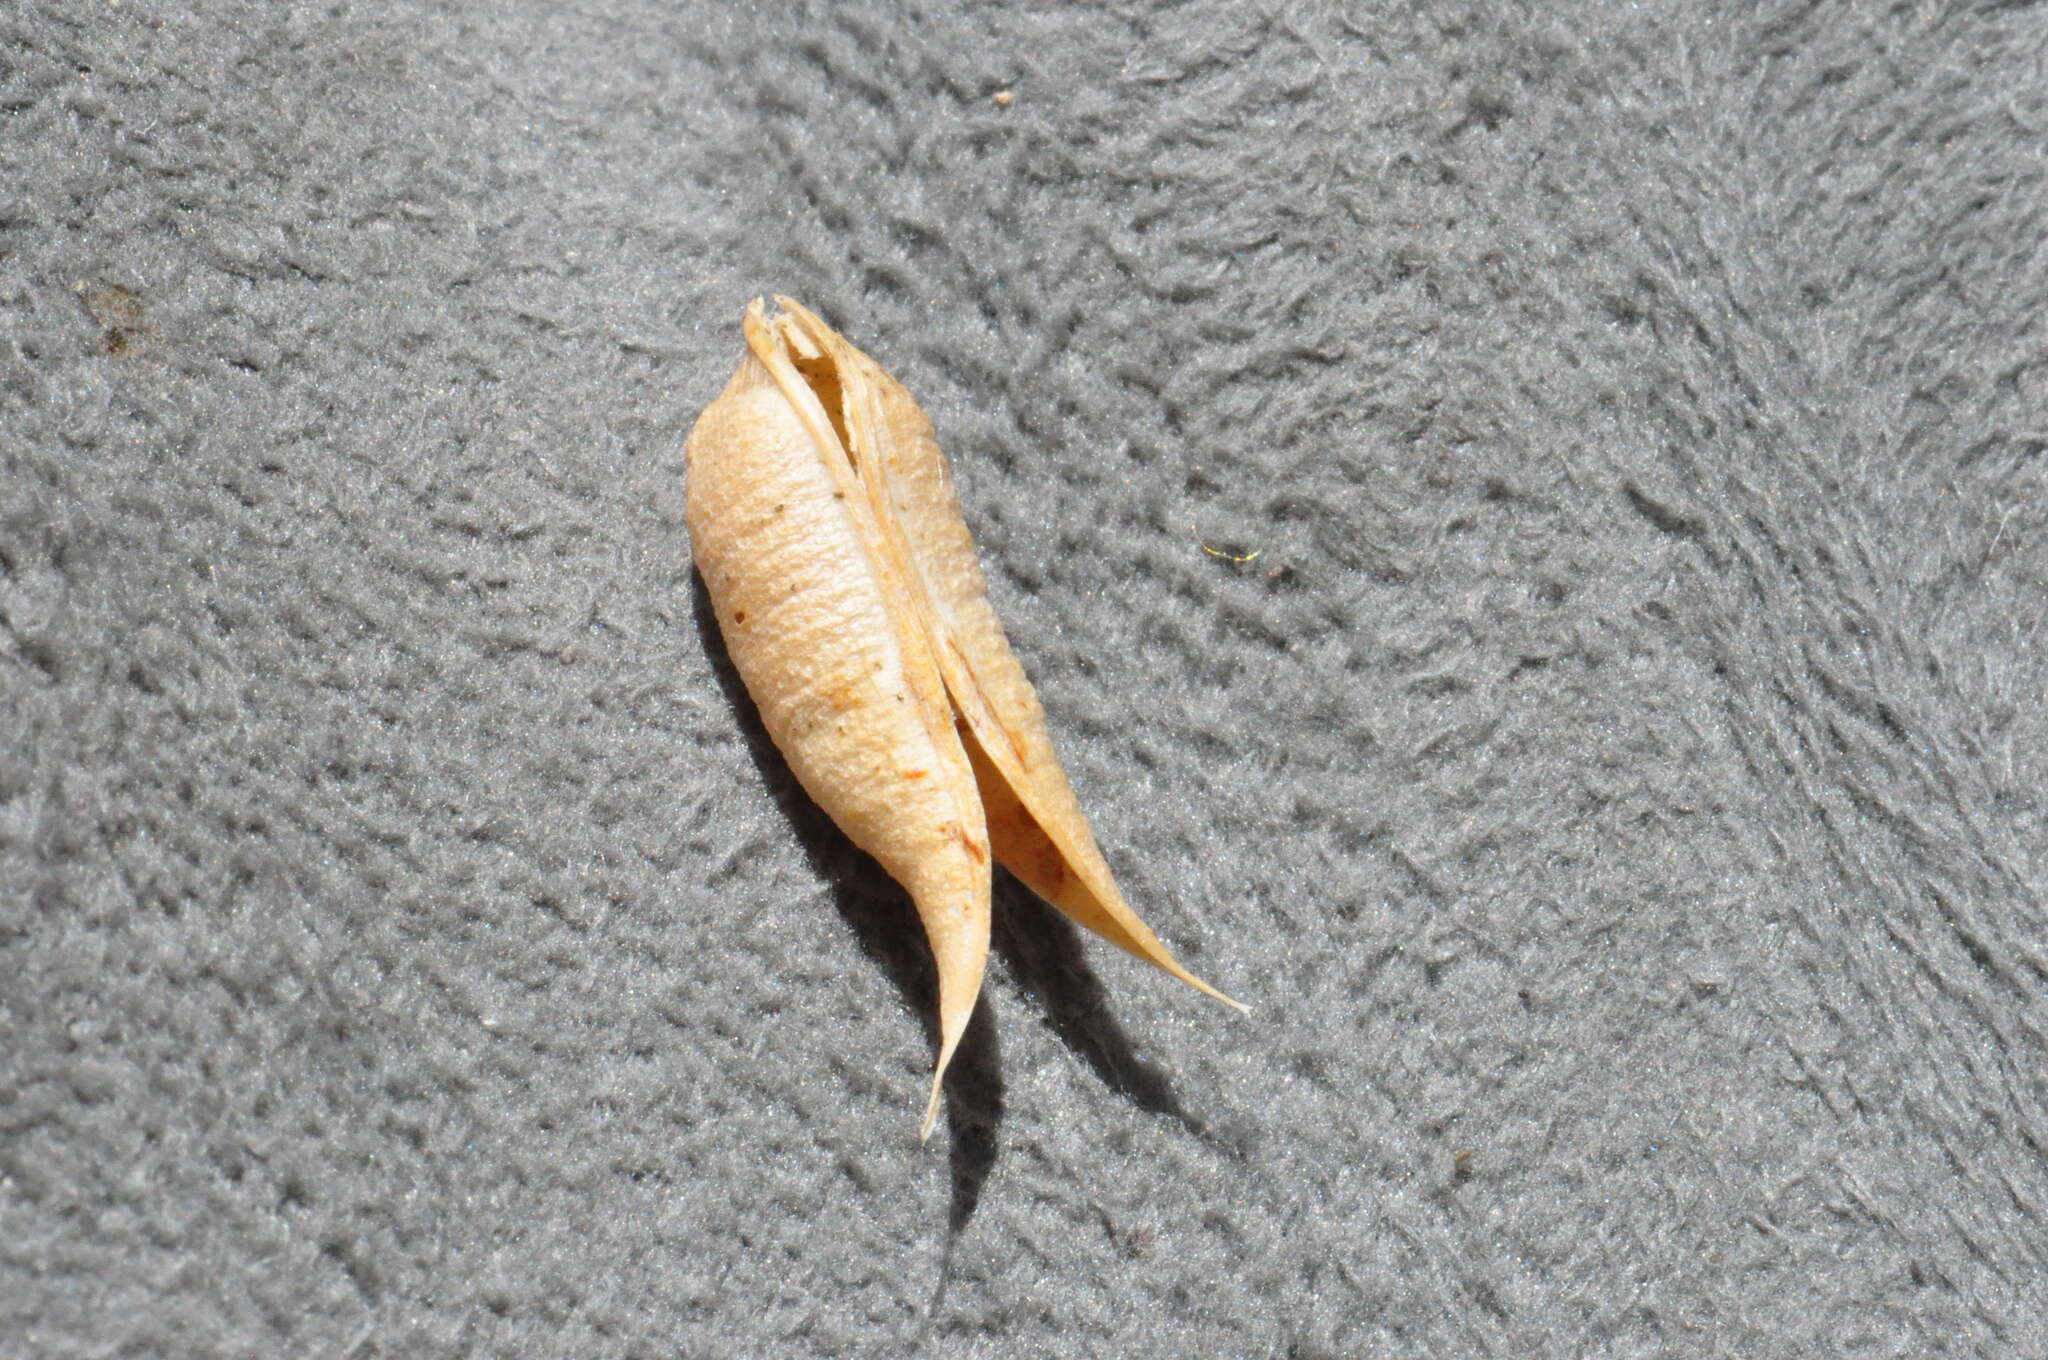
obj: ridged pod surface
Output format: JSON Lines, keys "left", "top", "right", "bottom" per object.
{"left": 685, "top": 297, "right": 1242, "bottom": 1139}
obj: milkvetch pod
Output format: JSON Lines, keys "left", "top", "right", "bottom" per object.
{"left": 685, "top": 297, "right": 1243, "bottom": 1139}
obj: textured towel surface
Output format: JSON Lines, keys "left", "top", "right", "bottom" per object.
{"left": 4, "top": 2, "right": 2044, "bottom": 1355}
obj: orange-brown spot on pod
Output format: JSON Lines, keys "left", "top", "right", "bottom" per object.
{"left": 819, "top": 670, "right": 867, "bottom": 714}
{"left": 903, "top": 768, "right": 928, "bottom": 779}
{"left": 955, "top": 825, "right": 988, "bottom": 864}
{"left": 1032, "top": 844, "right": 1068, "bottom": 888}
{"left": 733, "top": 609, "right": 748, "bottom": 625}
{"left": 991, "top": 804, "right": 1068, "bottom": 889}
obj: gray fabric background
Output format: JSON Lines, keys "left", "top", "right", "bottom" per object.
{"left": 4, "top": 1, "right": 2045, "bottom": 1355}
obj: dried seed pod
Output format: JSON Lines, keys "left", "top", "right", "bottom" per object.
{"left": 686, "top": 297, "right": 1243, "bottom": 1139}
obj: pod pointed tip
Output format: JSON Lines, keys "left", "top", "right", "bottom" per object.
{"left": 1142, "top": 945, "right": 1246, "bottom": 1014}
{"left": 1187, "top": 973, "right": 1251, "bottom": 1015}
{"left": 919, "top": 1073, "right": 944, "bottom": 1143}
